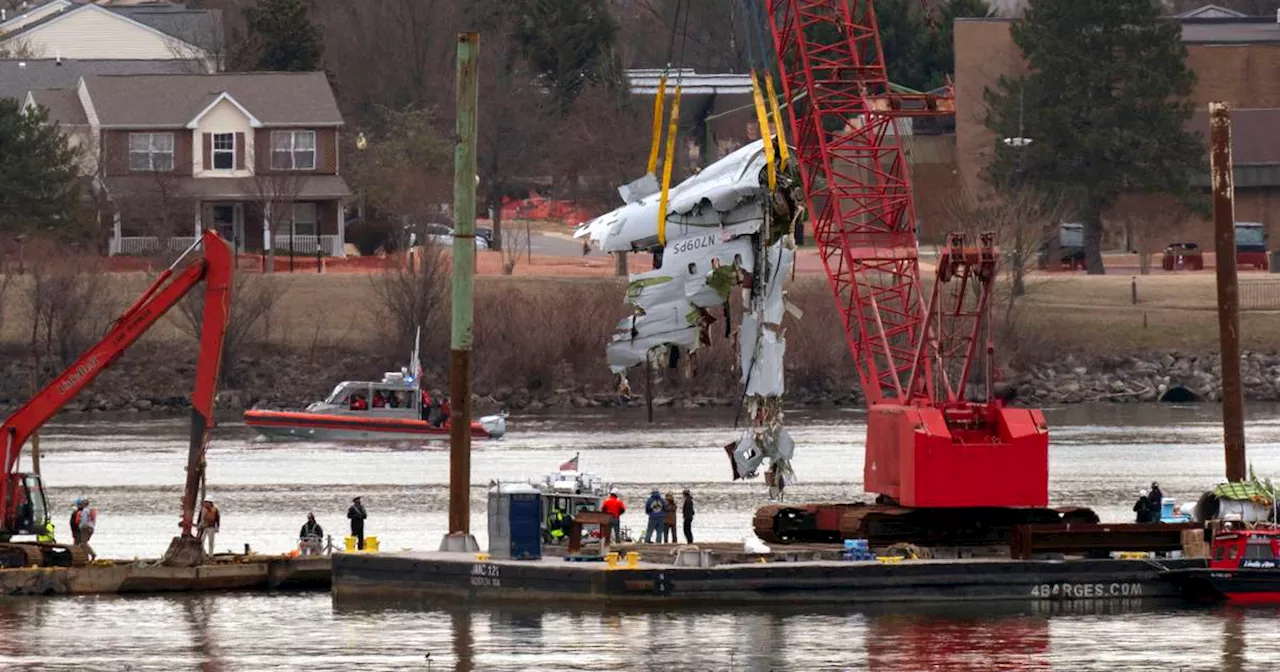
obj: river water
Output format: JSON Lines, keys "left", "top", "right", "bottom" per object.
{"left": 6, "top": 403, "right": 1280, "bottom": 670}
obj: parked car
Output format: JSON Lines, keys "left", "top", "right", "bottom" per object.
{"left": 1037, "top": 222, "right": 1085, "bottom": 270}
{"left": 422, "top": 224, "right": 490, "bottom": 250}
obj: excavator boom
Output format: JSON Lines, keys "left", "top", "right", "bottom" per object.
{"left": 0, "top": 230, "right": 232, "bottom": 551}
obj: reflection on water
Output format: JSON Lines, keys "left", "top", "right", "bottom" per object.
{"left": 6, "top": 404, "right": 1280, "bottom": 669}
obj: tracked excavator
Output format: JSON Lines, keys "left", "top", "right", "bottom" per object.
{"left": 0, "top": 230, "right": 232, "bottom": 568}
{"left": 751, "top": 0, "right": 1099, "bottom": 545}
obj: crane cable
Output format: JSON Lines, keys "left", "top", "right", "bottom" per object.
{"left": 656, "top": 1, "right": 690, "bottom": 247}
{"left": 646, "top": 0, "right": 684, "bottom": 176}
{"left": 741, "top": 0, "right": 776, "bottom": 193}
{"left": 753, "top": 0, "right": 790, "bottom": 169}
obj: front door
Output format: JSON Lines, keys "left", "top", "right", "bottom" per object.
{"left": 210, "top": 203, "right": 243, "bottom": 252}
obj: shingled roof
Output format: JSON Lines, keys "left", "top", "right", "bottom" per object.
{"left": 82, "top": 71, "right": 343, "bottom": 128}
{"left": 0, "top": 58, "right": 199, "bottom": 101}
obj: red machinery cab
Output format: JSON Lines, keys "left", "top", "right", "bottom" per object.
{"left": 1, "top": 473, "right": 49, "bottom": 540}
{"left": 1209, "top": 525, "right": 1280, "bottom": 571}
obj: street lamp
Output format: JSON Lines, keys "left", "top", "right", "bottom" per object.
{"left": 1002, "top": 135, "right": 1033, "bottom": 294}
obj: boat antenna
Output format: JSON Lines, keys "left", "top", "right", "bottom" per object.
{"left": 411, "top": 326, "right": 422, "bottom": 385}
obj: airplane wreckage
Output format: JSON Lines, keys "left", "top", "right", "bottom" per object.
{"left": 574, "top": 139, "right": 806, "bottom": 498}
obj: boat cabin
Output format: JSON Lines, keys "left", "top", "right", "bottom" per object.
{"left": 1210, "top": 526, "right": 1280, "bottom": 570}
{"left": 311, "top": 370, "right": 424, "bottom": 414}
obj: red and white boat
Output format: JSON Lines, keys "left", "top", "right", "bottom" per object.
{"left": 243, "top": 335, "right": 507, "bottom": 442}
{"left": 1164, "top": 524, "right": 1280, "bottom": 604}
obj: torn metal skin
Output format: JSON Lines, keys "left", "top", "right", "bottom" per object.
{"left": 576, "top": 139, "right": 805, "bottom": 499}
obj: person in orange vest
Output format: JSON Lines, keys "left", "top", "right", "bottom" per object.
{"left": 601, "top": 488, "right": 626, "bottom": 542}
{"left": 350, "top": 393, "right": 368, "bottom": 411}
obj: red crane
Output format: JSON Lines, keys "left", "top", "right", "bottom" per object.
{"left": 754, "top": 1, "right": 1096, "bottom": 544}
{"left": 0, "top": 230, "right": 233, "bottom": 567}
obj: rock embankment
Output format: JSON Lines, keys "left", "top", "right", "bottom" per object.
{"left": 2, "top": 343, "right": 1278, "bottom": 416}
{"left": 1009, "top": 351, "right": 1280, "bottom": 405}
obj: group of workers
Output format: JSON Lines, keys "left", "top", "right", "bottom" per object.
{"left": 597, "top": 488, "right": 695, "bottom": 544}
{"left": 1133, "top": 482, "right": 1165, "bottom": 523}
{"left": 297, "top": 496, "right": 370, "bottom": 555}
{"left": 347, "top": 388, "right": 451, "bottom": 429}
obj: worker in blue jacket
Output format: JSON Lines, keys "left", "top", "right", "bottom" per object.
{"left": 643, "top": 489, "right": 665, "bottom": 543}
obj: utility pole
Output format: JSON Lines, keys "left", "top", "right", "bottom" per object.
{"left": 1209, "top": 101, "right": 1246, "bottom": 483}
{"left": 441, "top": 31, "right": 481, "bottom": 553}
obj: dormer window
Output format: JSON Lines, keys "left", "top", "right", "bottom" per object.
{"left": 212, "top": 133, "right": 234, "bottom": 170}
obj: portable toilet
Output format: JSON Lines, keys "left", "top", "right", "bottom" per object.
{"left": 487, "top": 482, "right": 543, "bottom": 560}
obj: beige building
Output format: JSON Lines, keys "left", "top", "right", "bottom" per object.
{"left": 955, "top": 10, "right": 1280, "bottom": 248}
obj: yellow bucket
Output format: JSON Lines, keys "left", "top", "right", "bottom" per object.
{"left": 366, "top": 536, "right": 380, "bottom": 552}
{"left": 344, "top": 536, "right": 356, "bottom": 552}
{"left": 476, "top": 552, "right": 491, "bottom": 561}
{"left": 625, "top": 551, "right": 639, "bottom": 568}
{"left": 605, "top": 552, "right": 619, "bottom": 568}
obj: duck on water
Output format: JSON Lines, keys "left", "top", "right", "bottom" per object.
{"left": 243, "top": 334, "right": 507, "bottom": 442}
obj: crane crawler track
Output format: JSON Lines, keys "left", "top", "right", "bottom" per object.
{"left": 0, "top": 543, "right": 91, "bottom": 569}
{"left": 754, "top": 503, "right": 1101, "bottom": 547}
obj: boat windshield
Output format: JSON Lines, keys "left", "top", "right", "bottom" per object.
{"left": 323, "top": 384, "right": 351, "bottom": 405}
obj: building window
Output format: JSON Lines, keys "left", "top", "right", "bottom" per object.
{"left": 128, "top": 132, "right": 174, "bottom": 171}
{"left": 212, "top": 132, "right": 235, "bottom": 170}
{"left": 291, "top": 202, "right": 318, "bottom": 236}
{"left": 271, "top": 130, "right": 316, "bottom": 170}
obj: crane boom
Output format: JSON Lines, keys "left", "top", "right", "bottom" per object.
{"left": 750, "top": 1, "right": 1097, "bottom": 545}
{"left": 0, "top": 230, "right": 232, "bottom": 561}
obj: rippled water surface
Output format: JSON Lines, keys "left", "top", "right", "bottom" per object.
{"left": 8, "top": 403, "right": 1280, "bottom": 670}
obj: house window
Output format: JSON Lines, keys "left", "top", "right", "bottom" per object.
{"left": 212, "top": 133, "right": 235, "bottom": 170}
{"left": 128, "top": 132, "right": 174, "bottom": 171}
{"left": 271, "top": 130, "right": 316, "bottom": 170}
{"left": 291, "top": 202, "right": 318, "bottom": 236}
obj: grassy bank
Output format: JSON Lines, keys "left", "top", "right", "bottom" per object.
{"left": 0, "top": 270, "right": 1274, "bottom": 412}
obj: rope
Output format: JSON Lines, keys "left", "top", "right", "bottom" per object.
{"left": 647, "top": 0, "right": 684, "bottom": 176}
{"left": 656, "top": 1, "right": 691, "bottom": 247}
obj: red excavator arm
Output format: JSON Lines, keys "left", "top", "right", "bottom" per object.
{"left": 0, "top": 230, "right": 232, "bottom": 544}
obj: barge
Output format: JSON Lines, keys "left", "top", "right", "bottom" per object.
{"left": 331, "top": 549, "right": 1203, "bottom": 607}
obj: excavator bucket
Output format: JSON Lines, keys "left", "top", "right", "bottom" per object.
{"left": 161, "top": 535, "right": 205, "bottom": 567}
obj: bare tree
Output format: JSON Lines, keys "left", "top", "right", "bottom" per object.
{"left": 171, "top": 271, "right": 289, "bottom": 386}
{"left": 23, "top": 241, "right": 117, "bottom": 375}
{"left": 368, "top": 243, "right": 449, "bottom": 354}
{"left": 944, "top": 181, "right": 1068, "bottom": 301}
{"left": 501, "top": 225, "right": 531, "bottom": 275}
{"left": 251, "top": 173, "right": 303, "bottom": 273}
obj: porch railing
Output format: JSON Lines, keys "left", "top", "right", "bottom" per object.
{"left": 270, "top": 234, "right": 344, "bottom": 257}
{"left": 112, "top": 236, "right": 198, "bottom": 256}
{"left": 113, "top": 234, "right": 345, "bottom": 257}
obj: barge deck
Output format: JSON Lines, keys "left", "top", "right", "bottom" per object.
{"left": 0, "top": 554, "right": 331, "bottom": 596}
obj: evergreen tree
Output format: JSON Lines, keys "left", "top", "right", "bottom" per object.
{"left": 983, "top": 0, "right": 1204, "bottom": 274}
{"left": 0, "top": 100, "right": 81, "bottom": 234}
{"left": 241, "top": 0, "right": 324, "bottom": 72}
{"left": 509, "top": 0, "right": 624, "bottom": 111}
{"left": 879, "top": 0, "right": 991, "bottom": 91}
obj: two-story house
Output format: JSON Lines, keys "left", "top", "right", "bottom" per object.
{"left": 27, "top": 71, "right": 351, "bottom": 257}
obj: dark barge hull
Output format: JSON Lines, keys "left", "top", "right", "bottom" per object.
{"left": 1162, "top": 567, "right": 1280, "bottom": 604}
{"left": 333, "top": 551, "right": 1202, "bottom": 607}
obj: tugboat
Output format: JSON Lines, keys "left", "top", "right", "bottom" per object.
{"left": 1163, "top": 523, "right": 1280, "bottom": 604}
{"left": 244, "top": 332, "right": 507, "bottom": 442}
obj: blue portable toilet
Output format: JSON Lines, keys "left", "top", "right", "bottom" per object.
{"left": 487, "top": 482, "right": 543, "bottom": 560}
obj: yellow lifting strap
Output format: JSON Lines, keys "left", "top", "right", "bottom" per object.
{"left": 646, "top": 74, "right": 668, "bottom": 175}
{"left": 751, "top": 71, "right": 777, "bottom": 192}
{"left": 656, "top": 85, "right": 683, "bottom": 246}
{"left": 764, "top": 73, "right": 790, "bottom": 166}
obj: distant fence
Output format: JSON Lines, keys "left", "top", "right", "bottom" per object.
{"left": 1240, "top": 279, "right": 1280, "bottom": 311}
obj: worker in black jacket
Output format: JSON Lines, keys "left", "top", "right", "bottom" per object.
{"left": 682, "top": 489, "right": 695, "bottom": 544}
{"left": 347, "top": 497, "right": 368, "bottom": 550}
{"left": 300, "top": 512, "right": 324, "bottom": 555}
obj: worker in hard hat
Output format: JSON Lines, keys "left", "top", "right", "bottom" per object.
{"left": 601, "top": 488, "right": 626, "bottom": 542}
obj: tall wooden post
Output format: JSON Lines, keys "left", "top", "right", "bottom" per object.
{"left": 441, "top": 31, "right": 481, "bottom": 552}
{"left": 1209, "top": 101, "right": 1246, "bottom": 483}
